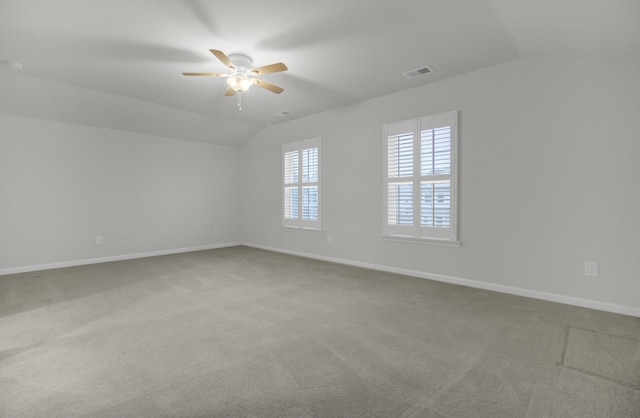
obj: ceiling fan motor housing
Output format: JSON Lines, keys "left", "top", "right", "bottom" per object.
{"left": 228, "top": 53, "right": 253, "bottom": 71}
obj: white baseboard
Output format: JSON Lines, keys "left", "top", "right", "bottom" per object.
{"left": 0, "top": 242, "right": 241, "bottom": 276}
{"left": 242, "top": 242, "right": 640, "bottom": 318}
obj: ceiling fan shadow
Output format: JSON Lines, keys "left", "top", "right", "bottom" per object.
{"left": 57, "top": 37, "right": 207, "bottom": 64}
{"left": 181, "top": 0, "right": 223, "bottom": 40}
{"left": 256, "top": 1, "right": 400, "bottom": 51}
{"left": 283, "top": 73, "right": 357, "bottom": 112}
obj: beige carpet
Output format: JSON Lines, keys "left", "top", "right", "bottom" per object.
{"left": 1, "top": 246, "right": 639, "bottom": 417}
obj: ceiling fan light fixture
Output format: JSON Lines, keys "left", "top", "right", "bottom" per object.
{"left": 226, "top": 73, "right": 252, "bottom": 92}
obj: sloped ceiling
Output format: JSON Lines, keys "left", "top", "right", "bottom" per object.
{"left": 1, "top": 0, "right": 639, "bottom": 146}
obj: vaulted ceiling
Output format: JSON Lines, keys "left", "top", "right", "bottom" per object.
{"left": 1, "top": 0, "right": 639, "bottom": 145}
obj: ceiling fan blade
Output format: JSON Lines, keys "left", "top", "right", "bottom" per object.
{"left": 224, "top": 87, "right": 237, "bottom": 96}
{"left": 250, "top": 62, "right": 288, "bottom": 76}
{"left": 254, "top": 79, "right": 284, "bottom": 94}
{"left": 210, "top": 49, "right": 236, "bottom": 70}
{"left": 182, "top": 72, "right": 228, "bottom": 77}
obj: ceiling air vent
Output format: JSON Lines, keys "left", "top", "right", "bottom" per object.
{"left": 403, "top": 66, "right": 432, "bottom": 79}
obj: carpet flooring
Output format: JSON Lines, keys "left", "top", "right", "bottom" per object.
{"left": 1, "top": 246, "right": 639, "bottom": 417}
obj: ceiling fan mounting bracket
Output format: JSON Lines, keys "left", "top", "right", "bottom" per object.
{"left": 227, "top": 53, "right": 253, "bottom": 70}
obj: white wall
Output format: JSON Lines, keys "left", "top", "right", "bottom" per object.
{"left": 0, "top": 113, "right": 240, "bottom": 270}
{"left": 241, "top": 57, "right": 640, "bottom": 312}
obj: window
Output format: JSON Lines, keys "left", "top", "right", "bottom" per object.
{"left": 283, "top": 137, "right": 321, "bottom": 229}
{"left": 383, "top": 111, "right": 458, "bottom": 243}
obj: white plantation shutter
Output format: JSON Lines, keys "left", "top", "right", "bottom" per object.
{"left": 302, "top": 147, "right": 319, "bottom": 221}
{"left": 420, "top": 125, "right": 451, "bottom": 232}
{"left": 383, "top": 111, "right": 457, "bottom": 242}
{"left": 282, "top": 138, "right": 321, "bottom": 229}
{"left": 385, "top": 121, "right": 415, "bottom": 236}
{"left": 283, "top": 150, "right": 299, "bottom": 221}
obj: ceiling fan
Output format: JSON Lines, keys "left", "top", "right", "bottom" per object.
{"left": 183, "top": 49, "right": 288, "bottom": 109}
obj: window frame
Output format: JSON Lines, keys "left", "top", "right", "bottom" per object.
{"left": 282, "top": 137, "right": 322, "bottom": 230}
{"left": 382, "top": 111, "right": 459, "bottom": 245}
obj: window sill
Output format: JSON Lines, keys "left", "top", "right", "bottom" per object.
{"left": 382, "top": 235, "right": 461, "bottom": 247}
{"left": 282, "top": 226, "right": 325, "bottom": 234}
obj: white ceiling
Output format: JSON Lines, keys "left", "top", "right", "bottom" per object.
{"left": 1, "top": 0, "right": 639, "bottom": 145}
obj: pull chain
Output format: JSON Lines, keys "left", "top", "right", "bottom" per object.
{"left": 237, "top": 92, "right": 242, "bottom": 110}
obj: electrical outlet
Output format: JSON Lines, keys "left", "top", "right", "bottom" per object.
{"left": 96, "top": 235, "right": 104, "bottom": 245}
{"left": 327, "top": 235, "right": 333, "bottom": 244}
{"left": 584, "top": 261, "right": 598, "bottom": 277}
